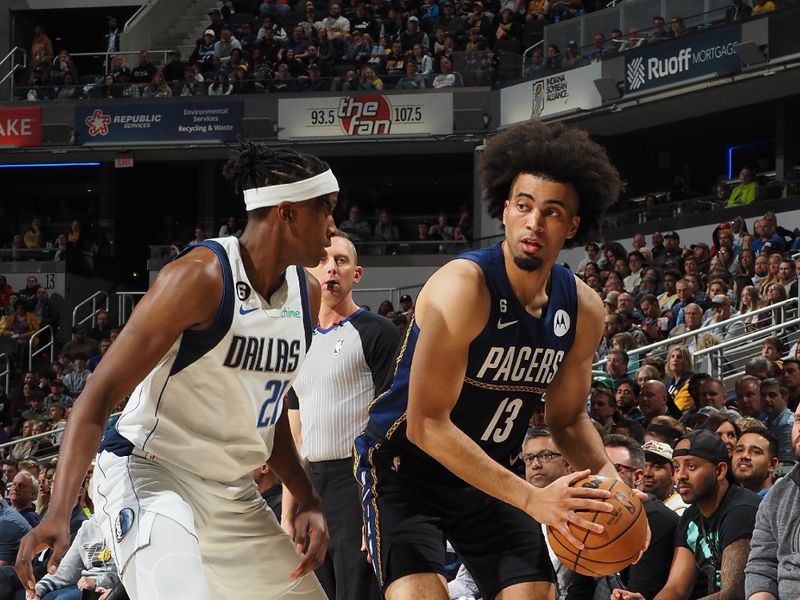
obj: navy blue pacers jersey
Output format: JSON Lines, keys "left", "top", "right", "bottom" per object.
{"left": 363, "top": 243, "right": 578, "bottom": 486}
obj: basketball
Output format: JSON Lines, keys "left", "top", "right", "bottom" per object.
{"left": 546, "top": 475, "right": 647, "bottom": 577}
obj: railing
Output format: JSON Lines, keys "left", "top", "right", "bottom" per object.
{"left": 0, "top": 410, "right": 122, "bottom": 456}
{"left": 0, "top": 248, "right": 59, "bottom": 262}
{"left": 29, "top": 325, "right": 55, "bottom": 370}
{"left": 66, "top": 50, "right": 195, "bottom": 77}
{"left": 118, "top": 291, "right": 146, "bottom": 325}
{"left": 0, "top": 354, "right": 9, "bottom": 396}
{"left": 695, "top": 315, "right": 800, "bottom": 379}
{"left": 521, "top": 40, "right": 544, "bottom": 78}
{"left": 72, "top": 291, "right": 110, "bottom": 330}
{"left": 0, "top": 47, "right": 26, "bottom": 102}
{"left": 121, "top": 0, "right": 198, "bottom": 56}
{"left": 594, "top": 295, "right": 800, "bottom": 371}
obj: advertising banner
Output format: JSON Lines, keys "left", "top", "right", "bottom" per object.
{"left": 624, "top": 26, "right": 741, "bottom": 94}
{"left": 278, "top": 93, "right": 453, "bottom": 139}
{"left": 74, "top": 102, "right": 242, "bottom": 144}
{"left": 0, "top": 106, "right": 42, "bottom": 148}
{"left": 500, "top": 62, "right": 602, "bottom": 127}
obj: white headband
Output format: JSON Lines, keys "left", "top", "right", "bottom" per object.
{"left": 243, "top": 170, "right": 339, "bottom": 211}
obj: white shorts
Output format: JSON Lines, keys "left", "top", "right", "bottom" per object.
{"left": 94, "top": 449, "right": 326, "bottom": 600}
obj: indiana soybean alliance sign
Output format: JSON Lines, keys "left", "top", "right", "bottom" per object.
{"left": 624, "top": 25, "right": 741, "bottom": 94}
{"left": 278, "top": 93, "right": 453, "bottom": 139}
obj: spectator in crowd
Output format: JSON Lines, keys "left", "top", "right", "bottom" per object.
{"left": 744, "top": 398, "right": 800, "bottom": 599}
{"left": 638, "top": 380, "right": 672, "bottom": 428}
{"left": 191, "top": 29, "right": 218, "bottom": 74}
{"left": 322, "top": 3, "right": 351, "bottom": 38}
{"left": 649, "top": 15, "right": 670, "bottom": 40}
{"left": 87, "top": 338, "right": 111, "bottom": 373}
{"left": 589, "top": 378, "right": 618, "bottom": 434}
{"left": 0, "top": 301, "right": 39, "bottom": 366}
{"left": 752, "top": 254, "right": 770, "bottom": 287}
{"left": 131, "top": 50, "right": 157, "bottom": 85}
{"left": 669, "top": 16, "right": 687, "bottom": 37}
{"left": 698, "top": 377, "right": 727, "bottom": 410}
{"left": 61, "top": 355, "right": 90, "bottom": 398}
{"left": 373, "top": 211, "right": 399, "bottom": 243}
{"left": 657, "top": 269, "right": 680, "bottom": 312}
{"left": 0, "top": 486, "right": 31, "bottom": 563}
{"left": 214, "top": 25, "right": 242, "bottom": 65}
{"left": 161, "top": 50, "right": 186, "bottom": 86}
{"left": 666, "top": 346, "right": 695, "bottom": 412}
{"left": 604, "top": 348, "right": 629, "bottom": 387}
{"left": 639, "top": 293, "right": 670, "bottom": 343}
{"left": 560, "top": 41, "right": 584, "bottom": 68}
{"left": 338, "top": 206, "right": 371, "bottom": 242}
{"left": 781, "top": 358, "right": 800, "bottom": 410}
{"left": 735, "top": 374, "right": 766, "bottom": 422}
{"left": 777, "top": 258, "right": 797, "bottom": 295}
{"left": 726, "top": 0, "right": 753, "bottom": 21}
{"left": 760, "top": 378, "right": 793, "bottom": 462}
{"left": 62, "top": 325, "right": 99, "bottom": 360}
{"left": 706, "top": 295, "right": 745, "bottom": 342}
{"left": 30, "top": 25, "right": 53, "bottom": 76}
{"left": 655, "top": 231, "right": 682, "bottom": 270}
{"left": 615, "top": 430, "right": 759, "bottom": 600}
{"left": 645, "top": 415, "right": 685, "bottom": 447}
{"left": 22, "top": 218, "right": 45, "bottom": 250}
{"left": 669, "top": 278, "right": 696, "bottom": 329}
{"left": 739, "top": 285, "right": 770, "bottom": 331}
{"left": 48, "top": 402, "right": 67, "bottom": 445}
{"left": 746, "top": 356, "right": 776, "bottom": 381}
{"left": 208, "top": 70, "right": 233, "bottom": 95}
{"left": 8, "top": 471, "right": 39, "bottom": 528}
{"left": 33, "top": 515, "right": 121, "bottom": 600}
{"left": 752, "top": 0, "right": 777, "bottom": 14}
{"left": 705, "top": 412, "right": 742, "bottom": 457}
{"left": 45, "top": 379, "right": 71, "bottom": 410}
{"left": 89, "top": 311, "right": 112, "bottom": 343}
{"left": 32, "top": 288, "right": 58, "bottom": 336}
{"left": 1, "top": 461, "right": 17, "bottom": 487}
{"left": 142, "top": 71, "right": 172, "bottom": 97}
{"left": 642, "top": 440, "right": 689, "bottom": 515}
{"left": 432, "top": 56, "right": 463, "bottom": 88}
{"left": 732, "top": 428, "right": 778, "bottom": 498}
{"left": 17, "top": 277, "right": 39, "bottom": 311}
{"left": 752, "top": 218, "right": 786, "bottom": 256}
{"left": 583, "top": 33, "right": 608, "bottom": 62}
{"left": 0, "top": 277, "right": 13, "bottom": 309}
{"left": 727, "top": 167, "right": 758, "bottom": 207}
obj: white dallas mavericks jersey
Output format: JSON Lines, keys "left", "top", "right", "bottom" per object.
{"left": 109, "top": 237, "right": 314, "bottom": 483}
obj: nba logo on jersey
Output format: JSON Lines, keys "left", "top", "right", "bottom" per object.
{"left": 334, "top": 339, "right": 344, "bottom": 356}
{"left": 554, "top": 309, "right": 570, "bottom": 337}
{"left": 114, "top": 507, "right": 135, "bottom": 542}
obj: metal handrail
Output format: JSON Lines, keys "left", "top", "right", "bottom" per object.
{"left": 0, "top": 410, "right": 123, "bottom": 452}
{"left": 72, "top": 291, "right": 110, "bottom": 329}
{"left": 0, "top": 47, "right": 27, "bottom": 101}
{"left": 29, "top": 325, "right": 54, "bottom": 370}
{"left": 593, "top": 295, "right": 800, "bottom": 368}
{"left": 65, "top": 49, "right": 195, "bottom": 75}
{"left": 693, "top": 315, "right": 800, "bottom": 378}
{"left": 0, "top": 354, "right": 9, "bottom": 395}
{"left": 118, "top": 291, "right": 146, "bottom": 325}
{"left": 521, "top": 40, "right": 544, "bottom": 78}
{"left": 124, "top": 0, "right": 151, "bottom": 34}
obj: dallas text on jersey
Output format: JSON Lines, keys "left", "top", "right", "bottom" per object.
{"left": 223, "top": 336, "right": 301, "bottom": 373}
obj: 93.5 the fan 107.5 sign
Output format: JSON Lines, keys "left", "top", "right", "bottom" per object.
{"left": 278, "top": 93, "right": 453, "bottom": 139}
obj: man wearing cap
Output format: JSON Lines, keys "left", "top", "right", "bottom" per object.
{"left": 642, "top": 440, "right": 689, "bottom": 515}
{"left": 615, "top": 430, "right": 759, "bottom": 600}
{"left": 653, "top": 232, "right": 682, "bottom": 270}
{"left": 398, "top": 294, "right": 414, "bottom": 319}
{"left": 288, "top": 235, "right": 398, "bottom": 600}
{"left": 62, "top": 326, "right": 98, "bottom": 361}
{"left": 705, "top": 294, "right": 744, "bottom": 342}
{"left": 191, "top": 29, "right": 218, "bottom": 74}
{"left": 744, "top": 399, "right": 800, "bottom": 599}
{"left": 732, "top": 428, "right": 778, "bottom": 497}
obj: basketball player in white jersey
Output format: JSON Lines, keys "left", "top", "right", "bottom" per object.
{"left": 16, "top": 144, "right": 339, "bottom": 600}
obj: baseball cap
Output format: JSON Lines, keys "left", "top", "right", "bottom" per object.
{"left": 690, "top": 242, "right": 709, "bottom": 250}
{"left": 604, "top": 291, "right": 620, "bottom": 305}
{"left": 204, "top": 28, "right": 216, "bottom": 36}
{"left": 400, "top": 294, "right": 412, "bottom": 302}
{"left": 591, "top": 376, "right": 616, "bottom": 393}
{"left": 642, "top": 440, "right": 672, "bottom": 464}
{"left": 697, "top": 406, "right": 720, "bottom": 417}
{"left": 664, "top": 231, "right": 680, "bottom": 240}
{"left": 711, "top": 294, "right": 731, "bottom": 306}
{"left": 673, "top": 429, "right": 729, "bottom": 464}
{"left": 407, "top": 15, "right": 419, "bottom": 22}
{"left": 568, "top": 40, "right": 578, "bottom": 48}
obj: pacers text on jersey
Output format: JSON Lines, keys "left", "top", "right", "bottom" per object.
{"left": 476, "top": 346, "right": 565, "bottom": 384}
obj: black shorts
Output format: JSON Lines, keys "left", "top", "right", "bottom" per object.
{"left": 354, "top": 435, "right": 554, "bottom": 600}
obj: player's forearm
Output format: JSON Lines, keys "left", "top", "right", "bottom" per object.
{"left": 406, "top": 415, "right": 532, "bottom": 511}
{"left": 548, "top": 410, "right": 616, "bottom": 479}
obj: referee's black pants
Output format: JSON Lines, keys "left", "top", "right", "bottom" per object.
{"left": 309, "top": 458, "right": 380, "bottom": 600}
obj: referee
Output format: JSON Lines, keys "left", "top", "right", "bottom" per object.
{"left": 287, "top": 235, "right": 399, "bottom": 600}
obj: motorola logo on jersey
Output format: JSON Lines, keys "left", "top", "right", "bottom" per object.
{"left": 223, "top": 335, "right": 301, "bottom": 373}
{"left": 553, "top": 309, "right": 570, "bottom": 337}
{"left": 476, "top": 346, "right": 565, "bottom": 384}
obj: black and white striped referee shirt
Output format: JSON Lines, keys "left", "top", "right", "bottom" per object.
{"left": 287, "top": 308, "right": 399, "bottom": 462}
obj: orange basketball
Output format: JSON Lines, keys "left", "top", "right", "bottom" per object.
{"left": 546, "top": 475, "right": 647, "bottom": 577}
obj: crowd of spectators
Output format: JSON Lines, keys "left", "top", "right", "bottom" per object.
{"left": 2, "top": 217, "right": 96, "bottom": 275}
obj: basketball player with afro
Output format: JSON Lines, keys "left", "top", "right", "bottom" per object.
{"left": 16, "top": 144, "right": 340, "bottom": 600}
{"left": 355, "top": 121, "right": 649, "bottom": 600}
